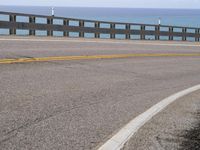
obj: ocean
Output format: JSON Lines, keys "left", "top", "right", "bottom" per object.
{"left": 0, "top": 6, "right": 200, "bottom": 39}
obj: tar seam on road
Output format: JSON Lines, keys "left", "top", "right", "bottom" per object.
{"left": 0, "top": 53, "right": 200, "bottom": 64}
{"left": 0, "top": 38, "right": 200, "bottom": 47}
{"left": 97, "top": 84, "right": 200, "bottom": 150}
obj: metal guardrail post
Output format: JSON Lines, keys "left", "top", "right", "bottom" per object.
{"left": 110, "top": 24, "right": 115, "bottom": 39}
{"left": 169, "top": 27, "right": 174, "bottom": 41}
{"left": 155, "top": 25, "right": 160, "bottom": 40}
{"left": 126, "top": 24, "right": 131, "bottom": 39}
{"left": 9, "top": 15, "right": 16, "bottom": 35}
{"left": 63, "top": 19, "right": 69, "bottom": 37}
{"left": 47, "top": 17, "right": 53, "bottom": 36}
{"left": 195, "top": 29, "right": 200, "bottom": 42}
{"left": 95, "top": 22, "right": 100, "bottom": 38}
{"left": 182, "top": 28, "right": 187, "bottom": 41}
{"left": 140, "top": 25, "right": 145, "bottom": 40}
{"left": 29, "top": 16, "right": 35, "bottom": 36}
{"left": 79, "top": 20, "right": 84, "bottom": 37}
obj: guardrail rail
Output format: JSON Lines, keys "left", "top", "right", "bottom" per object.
{"left": 0, "top": 11, "right": 199, "bottom": 42}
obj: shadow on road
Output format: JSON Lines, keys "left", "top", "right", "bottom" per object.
{"left": 180, "top": 111, "right": 200, "bottom": 150}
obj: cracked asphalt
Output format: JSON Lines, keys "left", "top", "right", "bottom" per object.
{"left": 0, "top": 36, "right": 200, "bottom": 150}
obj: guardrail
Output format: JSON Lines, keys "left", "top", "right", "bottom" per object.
{"left": 0, "top": 11, "right": 200, "bottom": 42}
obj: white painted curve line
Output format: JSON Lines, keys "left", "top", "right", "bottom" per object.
{"left": 98, "top": 84, "right": 200, "bottom": 150}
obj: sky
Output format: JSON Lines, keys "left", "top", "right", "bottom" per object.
{"left": 0, "top": 0, "right": 200, "bottom": 9}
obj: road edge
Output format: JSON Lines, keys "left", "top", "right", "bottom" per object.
{"left": 97, "top": 84, "right": 200, "bottom": 150}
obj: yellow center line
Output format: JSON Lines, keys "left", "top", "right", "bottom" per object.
{"left": 0, "top": 53, "right": 200, "bottom": 64}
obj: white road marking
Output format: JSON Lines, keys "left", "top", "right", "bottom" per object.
{"left": 98, "top": 84, "right": 200, "bottom": 150}
{"left": 0, "top": 37, "right": 200, "bottom": 47}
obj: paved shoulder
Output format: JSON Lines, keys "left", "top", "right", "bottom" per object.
{"left": 123, "top": 90, "right": 200, "bottom": 150}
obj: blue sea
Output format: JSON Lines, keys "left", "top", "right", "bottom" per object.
{"left": 0, "top": 6, "right": 200, "bottom": 39}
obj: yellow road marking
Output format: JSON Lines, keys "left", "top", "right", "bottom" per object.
{"left": 0, "top": 53, "right": 200, "bottom": 64}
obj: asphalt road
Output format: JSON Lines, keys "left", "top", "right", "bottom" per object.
{"left": 0, "top": 36, "right": 200, "bottom": 150}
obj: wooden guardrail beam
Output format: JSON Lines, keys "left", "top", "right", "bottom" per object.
{"left": 95, "top": 22, "right": 100, "bottom": 38}
{"left": 9, "top": 14, "right": 16, "bottom": 35}
{"left": 63, "top": 19, "right": 69, "bottom": 37}
{"left": 0, "top": 11, "right": 199, "bottom": 42}
{"left": 126, "top": 24, "right": 131, "bottom": 39}
{"left": 29, "top": 16, "right": 36, "bottom": 36}
{"left": 79, "top": 20, "right": 84, "bottom": 37}
{"left": 155, "top": 26, "right": 160, "bottom": 40}
{"left": 47, "top": 17, "right": 53, "bottom": 36}
{"left": 195, "top": 29, "right": 200, "bottom": 42}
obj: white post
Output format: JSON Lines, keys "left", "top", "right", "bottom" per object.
{"left": 158, "top": 17, "right": 161, "bottom": 25}
{"left": 51, "top": 7, "right": 54, "bottom": 16}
